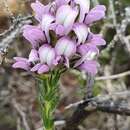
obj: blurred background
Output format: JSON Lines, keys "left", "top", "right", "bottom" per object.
{"left": 0, "top": 0, "right": 130, "bottom": 130}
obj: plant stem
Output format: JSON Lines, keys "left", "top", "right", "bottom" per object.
{"left": 37, "top": 70, "right": 61, "bottom": 130}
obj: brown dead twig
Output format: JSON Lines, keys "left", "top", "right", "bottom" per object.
{"left": 63, "top": 90, "right": 130, "bottom": 130}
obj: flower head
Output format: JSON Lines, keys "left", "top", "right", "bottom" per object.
{"left": 13, "top": 0, "right": 106, "bottom": 76}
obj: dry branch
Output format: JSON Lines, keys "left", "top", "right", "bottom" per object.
{"left": 0, "top": 15, "right": 32, "bottom": 54}
{"left": 63, "top": 93, "right": 130, "bottom": 130}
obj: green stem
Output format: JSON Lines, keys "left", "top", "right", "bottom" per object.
{"left": 37, "top": 70, "right": 60, "bottom": 130}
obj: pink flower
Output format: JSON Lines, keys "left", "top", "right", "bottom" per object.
{"left": 39, "top": 45, "right": 57, "bottom": 67}
{"left": 74, "top": 0, "right": 90, "bottom": 22}
{"left": 79, "top": 60, "right": 99, "bottom": 76}
{"left": 55, "top": 37, "right": 76, "bottom": 67}
{"left": 23, "top": 25, "right": 46, "bottom": 48}
{"left": 73, "top": 23, "right": 89, "bottom": 45}
{"left": 56, "top": 5, "right": 78, "bottom": 35}
{"left": 85, "top": 5, "right": 106, "bottom": 25}
{"left": 41, "top": 14, "right": 55, "bottom": 43}
{"left": 74, "top": 44, "right": 98, "bottom": 68}
{"left": 87, "top": 33, "right": 106, "bottom": 46}
{"left": 28, "top": 49, "right": 39, "bottom": 62}
{"left": 12, "top": 57, "right": 30, "bottom": 71}
{"left": 31, "top": 0, "right": 52, "bottom": 22}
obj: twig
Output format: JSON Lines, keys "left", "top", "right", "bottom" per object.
{"left": 86, "top": 74, "right": 94, "bottom": 98}
{"left": 95, "top": 71, "right": 130, "bottom": 81}
{"left": 12, "top": 99, "right": 31, "bottom": 130}
{"left": 3, "top": 0, "right": 16, "bottom": 22}
{"left": 65, "top": 90, "right": 130, "bottom": 110}
{"left": 0, "top": 15, "right": 32, "bottom": 53}
{"left": 63, "top": 93, "right": 130, "bottom": 130}
{"left": 109, "top": 0, "right": 130, "bottom": 53}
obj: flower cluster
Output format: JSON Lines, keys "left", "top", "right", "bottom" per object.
{"left": 13, "top": 0, "right": 106, "bottom": 75}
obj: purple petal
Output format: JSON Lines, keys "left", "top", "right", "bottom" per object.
{"left": 74, "top": 0, "right": 90, "bottom": 22}
{"left": 56, "top": 5, "right": 78, "bottom": 34}
{"left": 75, "top": 45, "right": 98, "bottom": 67}
{"left": 39, "top": 45, "right": 56, "bottom": 66}
{"left": 12, "top": 61, "right": 30, "bottom": 71}
{"left": 41, "top": 14, "right": 55, "bottom": 43}
{"left": 85, "top": 5, "right": 106, "bottom": 25}
{"left": 14, "top": 57, "right": 28, "bottom": 62}
{"left": 73, "top": 23, "right": 88, "bottom": 44}
{"left": 78, "top": 44, "right": 99, "bottom": 56}
{"left": 29, "top": 49, "right": 39, "bottom": 62}
{"left": 55, "top": 37, "right": 76, "bottom": 57}
{"left": 31, "top": 0, "right": 45, "bottom": 22}
{"left": 93, "top": 5, "right": 106, "bottom": 11}
{"left": 39, "top": 45, "right": 51, "bottom": 63}
{"left": 31, "top": 63, "right": 42, "bottom": 72}
{"left": 52, "top": 56, "right": 61, "bottom": 65}
{"left": 79, "top": 60, "right": 99, "bottom": 75}
{"left": 31, "top": 0, "right": 52, "bottom": 22}
{"left": 46, "top": 48, "right": 56, "bottom": 66}
{"left": 38, "top": 64, "right": 49, "bottom": 74}
{"left": 55, "top": 24, "right": 65, "bottom": 36}
{"left": 88, "top": 34, "right": 106, "bottom": 46}
{"left": 23, "top": 25, "right": 46, "bottom": 48}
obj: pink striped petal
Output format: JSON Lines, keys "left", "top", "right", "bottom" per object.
{"left": 78, "top": 44, "right": 99, "bottom": 56}
{"left": 31, "top": 0, "right": 52, "bottom": 22}
{"left": 79, "top": 60, "right": 99, "bottom": 75}
{"left": 31, "top": 63, "right": 42, "bottom": 72}
{"left": 31, "top": 0, "right": 45, "bottom": 22}
{"left": 38, "top": 64, "right": 49, "bottom": 74}
{"left": 56, "top": 5, "right": 78, "bottom": 34}
{"left": 55, "top": 37, "right": 76, "bottom": 58}
{"left": 74, "top": 45, "right": 98, "bottom": 67}
{"left": 73, "top": 23, "right": 88, "bottom": 44}
{"left": 88, "top": 34, "right": 106, "bottom": 46}
{"left": 23, "top": 25, "right": 45, "bottom": 48}
{"left": 85, "top": 5, "right": 106, "bottom": 25}
{"left": 42, "top": 14, "right": 55, "bottom": 43}
{"left": 14, "top": 57, "right": 28, "bottom": 62}
{"left": 39, "top": 45, "right": 56, "bottom": 67}
{"left": 12, "top": 61, "right": 30, "bottom": 71}
{"left": 29, "top": 49, "right": 39, "bottom": 62}
{"left": 53, "top": 56, "right": 61, "bottom": 65}
{"left": 74, "top": 0, "right": 90, "bottom": 22}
